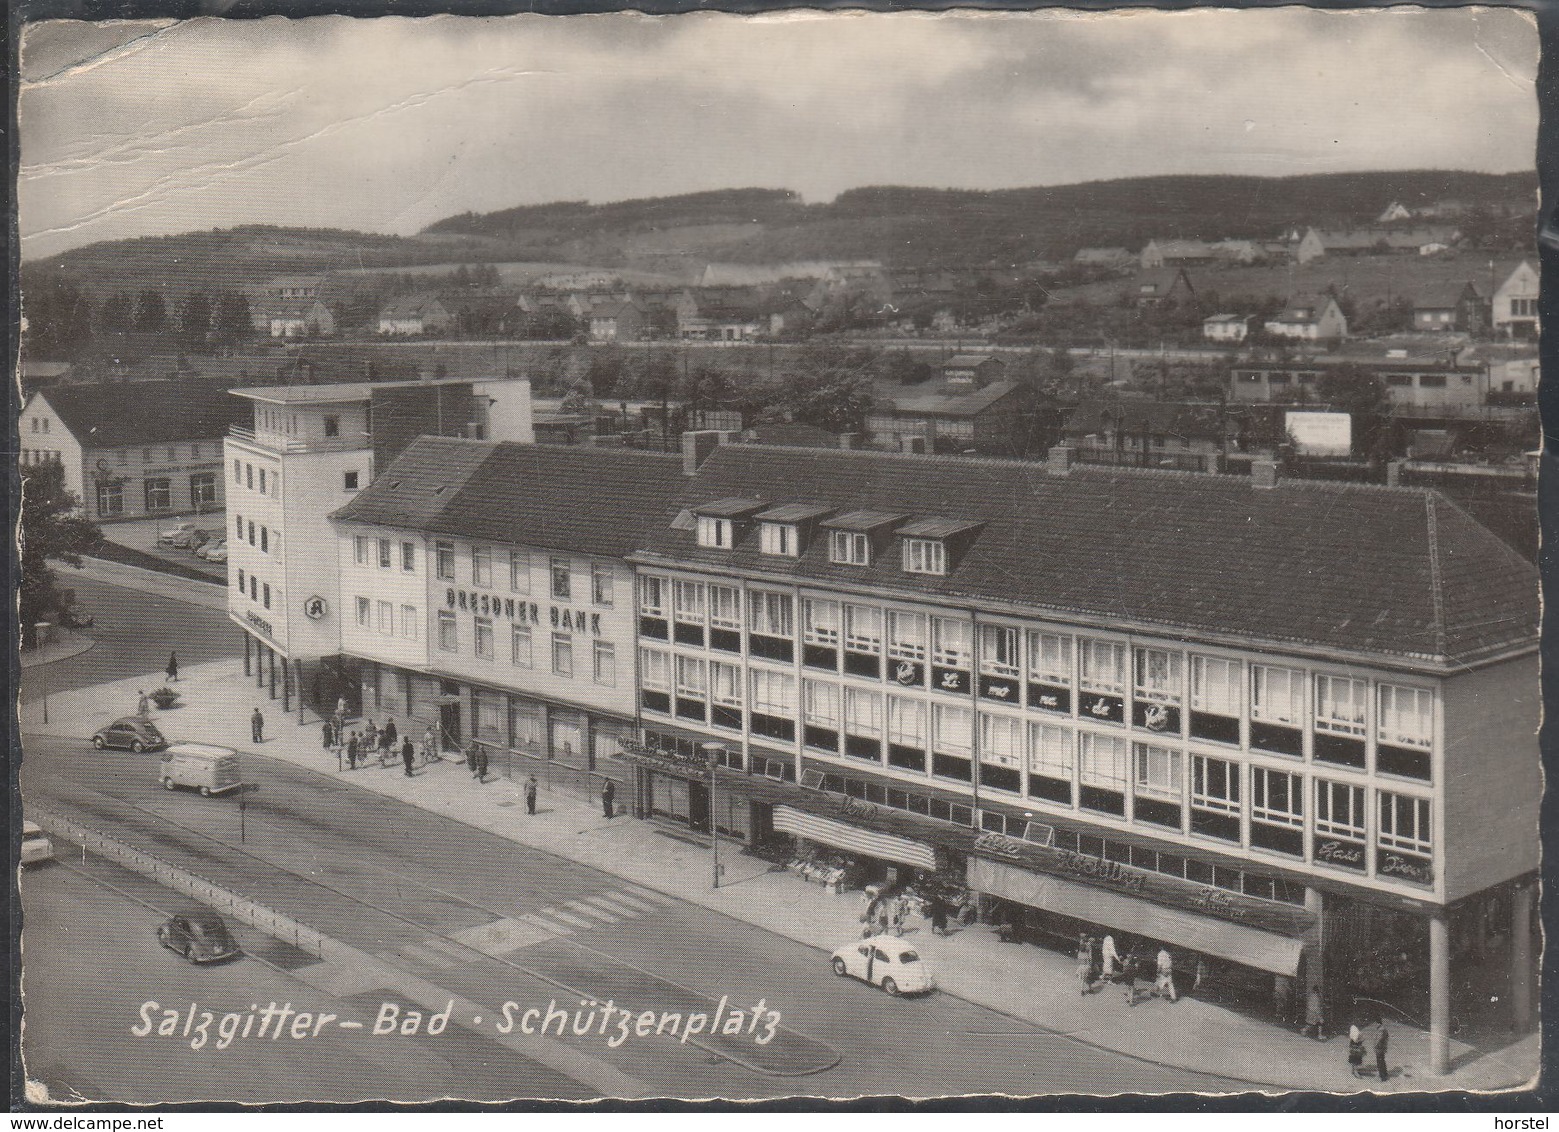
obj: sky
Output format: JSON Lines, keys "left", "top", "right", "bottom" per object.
{"left": 17, "top": 7, "right": 1539, "bottom": 260}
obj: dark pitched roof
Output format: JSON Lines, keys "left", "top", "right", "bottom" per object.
{"left": 36, "top": 379, "right": 250, "bottom": 449}
{"left": 741, "top": 422, "right": 843, "bottom": 449}
{"left": 634, "top": 446, "right": 1536, "bottom": 669}
{"left": 882, "top": 379, "right": 1027, "bottom": 418}
{"left": 331, "top": 437, "right": 685, "bottom": 559}
{"left": 1064, "top": 400, "right": 1232, "bottom": 441}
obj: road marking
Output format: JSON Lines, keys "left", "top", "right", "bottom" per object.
{"left": 566, "top": 897, "right": 622, "bottom": 923}
{"left": 593, "top": 891, "right": 656, "bottom": 914}
{"left": 452, "top": 917, "right": 556, "bottom": 955}
{"left": 622, "top": 885, "right": 675, "bottom": 906}
{"left": 545, "top": 907, "right": 596, "bottom": 929}
{"left": 421, "top": 937, "right": 474, "bottom": 962}
{"left": 519, "top": 912, "right": 573, "bottom": 936}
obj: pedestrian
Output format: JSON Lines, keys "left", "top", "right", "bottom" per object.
{"left": 364, "top": 720, "right": 378, "bottom": 752}
{"left": 165, "top": 652, "right": 179, "bottom": 682}
{"left": 1155, "top": 947, "right": 1178, "bottom": 1002}
{"left": 423, "top": 727, "right": 437, "bottom": 763}
{"left": 1101, "top": 934, "right": 1122, "bottom": 982}
{"left": 928, "top": 894, "right": 948, "bottom": 937}
{"left": 876, "top": 898, "right": 892, "bottom": 936}
{"left": 251, "top": 707, "right": 264, "bottom": 743}
{"left": 347, "top": 732, "right": 359, "bottom": 770}
{"left": 137, "top": 690, "right": 150, "bottom": 718}
{"left": 1374, "top": 1021, "right": 1390, "bottom": 1083}
{"left": 601, "top": 778, "right": 616, "bottom": 818}
{"left": 475, "top": 744, "right": 489, "bottom": 781}
{"left": 335, "top": 696, "right": 347, "bottom": 724}
{"left": 401, "top": 736, "right": 415, "bottom": 778}
{"left": 524, "top": 774, "right": 538, "bottom": 815}
{"left": 322, "top": 720, "right": 335, "bottom": 750}
{"left": 1302, "top": 986, "right": 1326, "bottom": 1040}
{"left": 890, "top": 894, "right": 907, "bottom": 936}
{"left": 1076, "top": 934, "right": 1095, "bottom": 995}
{"left": 383, "top": 717, "right": 398, "bottom": 752}
{"left": 1347, "top": 1024, "right": 1366, "bottom": 1078}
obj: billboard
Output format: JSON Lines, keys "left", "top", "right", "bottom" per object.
{"left": 1285, "top": 411, "right": 1352, "bottom": 457}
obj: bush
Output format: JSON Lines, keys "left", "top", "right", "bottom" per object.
{"left": 150, "top": 687, "right": 179, "bottom": 709}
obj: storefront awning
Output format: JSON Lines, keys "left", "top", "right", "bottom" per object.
{"left": 970, "top": 856, "right": 1304, "bottom": 976}
{"left": 774, "top": 805, "right": 938, "bottom": 871}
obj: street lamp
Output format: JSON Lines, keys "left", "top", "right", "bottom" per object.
{"left": 701, "top": 742, "right": 725, "bottom": 889}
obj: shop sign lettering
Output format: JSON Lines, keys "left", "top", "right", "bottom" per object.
{"left": 445, "top": 587, "right": 600, "bottom": 635}
{"left": 1314, "top": 839, "right": 1366, "bottom": 870}
{"left": 245, "top": 611, "right": 274, "bottom": 638}
{"left": 932, "top": 666, "right": 970, "bottom": 695}
{"left": 979, "top": 675, "right": 1020, "bottom": 702}
{"left": 1378, "top": 851, "right": 1434, "bottom": 886}
{"left": 1079, "top": 693, "right": 1124, "bottom": 723}
{"left": 1192, "top": 886, "right": 1249, "bottom": 919}
{"left": 891, "top": 660, "right": 924, "bottom": 687}
{"left": 840, "top": 796, "right": 881, "bottom": 821}
{"left": 1054, "top": 849, "right": 1146, "bottom": 892}
{"left": 1027, "top": 683, "right": 1070, "bottom": 713}
{"left": 974, "top": 831, "right": 1025, "bottom": 859}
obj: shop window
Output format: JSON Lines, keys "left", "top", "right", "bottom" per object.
{"left": 803, "top": 680, "right": 840, "bottom": 752}
{"left": 1133, "top": 743, "right": 1183, "bottom": 830}
{"left": 189, "top": 472, "right": 217, "bottom": 508}
{"left": 672, "top": 579, "right": 706, "bottom": 647}
{"left": 639, "top": 648, "right": 671, "bottom": 714}
{"left": 931, "top": 703, "right": 972, "bottom": 781}
{"left": 1250, "top": 664, "right": 1304, "bottom": 757}
{"left": 591, "top": 564, "right": 615, "bottom": 608}
{"left": 748, "top": 590, "right": 794, "bottom": 662}
{"left": 978, "top": 713, "right": 1023, "bottom": 793}
{"left": 1250, "top": 766, "right": 1303, "bottom": 856}
{"left": 1313, "top": 779, "right": 1366, "bottom": 872}
{"left": 843, "top": 604, "right": 883, "bottom": 678}
{"left": 96, "top": 481, "right": 124, "bottom": 516}
{"left": 1376, "top": 684, "right": 1433, "bottom": 781}
{"left": 551, "top": 632, "right": 574, "bottom": 678}
{"left": 1132, "top": 647, "right": 1184, "bottom": 735}
{"left": 1190, "top": 655, "right": 1242, "bottom": 744}
{"left": 593, "top": 641, "right": 617, "bottom": 688}
{"left": 1314, "top": 674, "right": 1367, "bottom": 768}
{"left": 144, "top": 477, "right": 173, "bottom": 512}
{"left": 830, "top": 530, "right": 870, "bottom": 566}
{"left": 1079, "top": 733, "right": 1127, "bottom": 815}
{"left": 887, "top": 696, "right": 926, "bottom": 771}
{"left": 1190, "top": 754, "right": 1240, "bottom": 841}
{"left": 844, "top": 688, "right": 884, "bottom": 761}
{"left": 511, "top": 624, "right": 533, "bottom": 668}
{"left": 436, "top": 541, "right": 455, "bottom": 581}
{"left": 1026, "top": 721, "right": 1073, "bottom": 805}
{"left": 749, "top": 670, "right": 796, "bottom": 743}
{"left": 550, "top": 558, "right": 572, "bottom": 601}
{"left": 803, "top": 598, "right": 841, "bottom": 670}
{"left": 472, "top": 546, "right": 492, "bottom": 586}
{"left": 638, "top": 575, "right": 668, "bottom": 639}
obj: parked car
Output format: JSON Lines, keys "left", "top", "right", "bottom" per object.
{"left": 91, "top": 716, "right": 167, "bottom": 752}
{"left": 158, "top": 522, "right": 196, "bottom": 547}
{"left": 196, "top": 537, "right": 226, "bottom": 560}
{"left": 202, "top": 540, "right": 228, "bottom": 563}
{"left": 830, "top": 935, "right": 936, "bottom": 996}
{"left": 21, "top": 821, "right": 54, "bottom": 866}
{"left": 168, "top": 526, "right": 202, "bottom": 549}
{"left": 156, "top": 911, "right": 241, "bottom": 964}
{"left": 185, "top": 529, "right": 215, "bottom": 553}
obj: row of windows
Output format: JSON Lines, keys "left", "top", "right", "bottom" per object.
{"left": 355, "top": 536, "right": 418, "bottom": 572}
{"left": 233, "top": 460, "right": 273, "bottom": 495}
{"left": 19, "top": 449, "right": 60, "bottom": 466}
{"left": 639, "top": 582, "right": 1435, "bottom": 777}
{"left": 435, "top": 611, "right": 617, "bottom": 686}
{"left": 257, "top": 408, "right": 341, "bottom": 437}
{"left": 355, "top": 597, "right": 420, "bottom": 640}
{"left": 72, "top": 442, "right": 211, "bottom": 463}
{"left": 432, "top": 541, "right": 615, "bottom": 606}
{"left": 697, "top": 517, "right": 950, "bottom": 576}
{"left": 95, "top": 473, "right": 217, "bottom": 516}
{"left": 234, "top": 568, "right": 273, "bottom": 610}
{"left": 233, "top": 514, "right": 277, "bottom": 554}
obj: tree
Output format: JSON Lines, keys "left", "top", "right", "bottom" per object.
{"left": 212, "top": 290, "right": 253, "bottom": 344}
{"left": 134, "top": 289, "right": 167, "bottom": 333}
{"left": 99, "top": 291, "right": 134, "bottom": 336}
{"left": 1317, "top": 364, "right": 1394, "bottom": 460}
{"left": 21, "top": 271, "right": 93, "bottom": 359}
{"left": 178, "top": 291, "right": 212, "bottom": 349}
{"left": 18, "top": 462, "right": 102, "bottom": 645}
{"left": 778, "top": 347, "right": 877, "bottom": 433}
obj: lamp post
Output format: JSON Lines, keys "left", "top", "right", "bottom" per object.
{"left": 701, "top": 742, "right": 724, "bottom": 889}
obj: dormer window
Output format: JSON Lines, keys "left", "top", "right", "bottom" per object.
{"left": 698, "top": 516, "right": 736, "bottom": 549}
{"left": 760, "top": 523, "right": 798, "bottom": 556}
{"left": 902, "top": 538, "right": 947, "bottom": 576}
{"left": 830, "top": 530, "right": 870, "bottom": 566}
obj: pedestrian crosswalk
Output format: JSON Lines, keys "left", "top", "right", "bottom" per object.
{"left": 376, "top": 885, "right": 677, "bottom": 973}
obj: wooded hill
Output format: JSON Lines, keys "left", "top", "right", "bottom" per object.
{"left": 31, "top": 170, "right": 1535, "bottom": 296}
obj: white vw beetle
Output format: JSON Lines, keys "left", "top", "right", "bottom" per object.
{"left": 830, "top": 935, "right": 936, "bottom": 996}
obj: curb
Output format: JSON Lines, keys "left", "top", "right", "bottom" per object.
{"left": 19, "top": 632, "right": 96, "bottom": 671}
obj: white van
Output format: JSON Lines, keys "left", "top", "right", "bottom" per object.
{"left": 159, "top": 743, "right": 243, "bottom": 796}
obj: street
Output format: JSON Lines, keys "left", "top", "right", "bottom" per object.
{"left": 18, "top": 575, "right": 1244, "bottom": 1100}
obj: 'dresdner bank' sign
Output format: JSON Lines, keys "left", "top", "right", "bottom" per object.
{"left": 1285, "top": 411, "right": 1353, "bottom": 457}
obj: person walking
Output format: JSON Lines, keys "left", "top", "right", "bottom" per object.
{"left": 524, "top": 774, "right": 538, "bottom": 815}
{"left": 1101, "top": 934, "right": 1122, "bottom": 983}
{"left": 601, "top": 778, "right": 616, "bottom": 818}
{"left": 1302, "top": 986, "right": 1326, "bottom": 1040}
{"left": 363, "top": 720, "right": 378, "bottom": 754}
{"left": 1347, "top": 1024, "right": 1366, "bottom": 1078}
{"left": 346, "top": 732, "right": 359, "bottom": 771}
{"left": 165, "top": 652, "right": 179, "bottom": 682}
{"left": 928, "top": 894, "right": 948, "bottom": 937}
{"left": 422, "top": 727, "right": 437, "bottom": 764}
{"left": 322, "top": 719, "right": 335, "bottom": 751}
{"left": 1076, "top": 934, "right": 1096, "bottom": 995}
{"left": 401, "top": 736, "right": 415, "bottom": 778}
{"left": 890, "top": 894, "right": 907, "bottom": 937}
{"left": 251, "top": 707, "right": 264, "bottom": 743}
{"left": 383, "top": 717, "right": 399, "bottom": 754}
{"left": 1155, "top": 947, "right": 1178, "bottom": 1002}
{"left": 475, "top": 744, "right": 490, "bottom": 781}
{"left": 137, "top": 690, "right": 150, "bottom": 718}
{"left": 1374, "top": 1021, "right": 1390, "bottom": 1083}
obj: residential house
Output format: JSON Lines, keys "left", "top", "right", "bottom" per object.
{"left": 1491, "top": 261, "right": 1539, "bottom": 340}
{"left": 1140, "top": 240, "right": 1214, "bottom": 269}
{"left": 21, "top": 378, "right": 249, "bottom": 521}
{"left": 1208, "top": 240, "right": 1261, "bottom": 265}
{"left": 1294, "top": 226, "right": 1461, "bottom": 264}
{"left": 1060, "top": 399, "right": 1233, "bottom": 460}
{"left": 1378, "top": 201, "right": 1414, "bottom": 224}
{"left": 1203, "top": 314, "right": 1253, "bottom": 343}
{"left": 263, "top": 299, "right": 336, "bottom": 339}
{"left": 1412, "top": 283, "right": 1485, "bottom": 334}
{"left": 589, "top": 301, "right": 649, "bottom": 343}
{"left": 1264, "top": 295, "right": 1348, "bottom": 342}
{"left": 1130, "top": 268, "right": 1197, "bottom": 309}
{"left": 866, "top": 377, "right": 1035, "bottom": 456}
{"left": 377, "top": 295, "right": 453, "bottom": 337}
{"left": 939, "top": 354, "right": 1006, "bottom": 386}
{"left": 1071, "top": 247, "right": 1136, "bottom": 273}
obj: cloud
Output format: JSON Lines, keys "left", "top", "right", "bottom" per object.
{"left": 17, "top": 7, "right": 1537, "bottom": 259}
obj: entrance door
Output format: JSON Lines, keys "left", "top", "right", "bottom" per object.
{"left": 689, "top": 781, "right": 711, "bottom": 832}
{"left": 439, "top": 701, "right": 462, "bottom": 752}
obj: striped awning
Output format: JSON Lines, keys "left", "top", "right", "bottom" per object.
{"left": 773, "top": 805, "right": 938, "bottom": 871}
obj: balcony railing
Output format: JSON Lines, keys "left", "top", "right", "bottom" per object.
{"left": 228, "top": 425, "right": 369, "bottom": 454}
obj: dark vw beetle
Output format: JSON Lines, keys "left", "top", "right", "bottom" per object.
{"left": 156, "top": 911, "right": 242, "bottom": 964}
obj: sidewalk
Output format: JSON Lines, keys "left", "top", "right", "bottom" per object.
{"left": 19, "top": 628, "right": 95, "bottom": 670}
{"left": 19, "top": 654, "right": 1539, "bottom": 1095}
